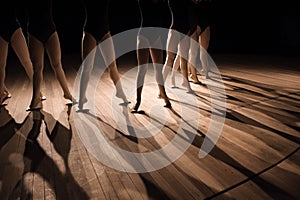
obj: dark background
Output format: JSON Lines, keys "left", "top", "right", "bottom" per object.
{"left": 17, "top": 0, "right": 300, "bottom": 56}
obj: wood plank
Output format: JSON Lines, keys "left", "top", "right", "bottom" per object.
{"left": 69, "top": 118, "right": 107, "bottom": 199}
{"left": 0, "top": 75, "right": 33, "bottom": 199}
{"left": 219, "top": 149, "right": 300, "bottom": 200}
{"left": 1, "top": 53, "right": 300, "bottom": 199}
{"left": 89, "top": 105, "right": 197, "bottom": 199}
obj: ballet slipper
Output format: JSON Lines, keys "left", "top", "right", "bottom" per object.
{"left": 27, "top": 98, "right": 42, "bottom": 111}
{"left": 158, "top": 92, "right": 169, "bottom": 100}
{"left": 3, "top": 90, "right": 11, "bottom": 98}
{"left": 164, "top": 101, "right": 172, "bottom": 108}
{"left": 116, "top": 88, "right": 131, "bottom": 106}
{"left": 131, "top": 101, "right": 141, "bottom": 112}
{"left": 187, "top": 89, "right": 196, "bottom": 95}
{"left": 157, "top": 92, "right": 171, "bottom": 108}
{"left": 182, "top": 80, "right": 195, "bottom": 94}
{"left": 161, "top": 93, "right": 171, "bottom": 108}
{"left": 115, "top": 88, "right": 130, "bottom": 105}
{"left": 189, "top": 74, "right": 201, "bottom": 84}
{"left": 78, "top": 97, "right": 88, "bottom": 110}
{"left": 119, "top": 101, "right": 131, "bottom": 106}
{"left": 3, "top": 85, "right": 11, "bottom": 98}
{"left": 40, "top": 93, "right": 46, "bottom": 101}
{"left": 0, "top": 92, "right": 9, "bottom": 105}
{"left": 64, "top": 94, "right": 77, "bottom": 104}
{"left": 157, "top": 94, "right": 169, "bottom": 99}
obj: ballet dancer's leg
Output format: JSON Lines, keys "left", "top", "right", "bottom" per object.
{"left": 188, "top": 30, "right": 201, "bottom": 84}
{"left": 150, "top": 46, "right": 171, "bottom": 108}
{"left": 11, "top": 28, "right": 34, "bottom": 81}
{"left": 170, "top": 49, "right": 180, "bottom": 87}
{"left": 162, "top": 29, "right": 180, "bottom": 82}
{"left": 199, "top": 26, "right": 211, "bottom": 79}
{"left": 28, "top": 34, "right": 44, "bottom": 109}
{"left": 0, "top": 36, "right": 9, "bottom": 104}
{"left": 45, "top": 32, "right": 75, "bottom": 102}
{"left": 11, "top": 28, "right": 45, "bottom": 101}
{"left": 79, "top": 32, "right": 97, "bottom": 109}
{"left": 98, "top": 32, "right": 129, "bottom": 103}
{"left": 133, "top": 49, "right": 148, "bottom": 111}
{"left": 178, "top": 36, "right": 193, "bottom": 92}
{"left": 133, "top": 35, "right": 149, "bottom": 111}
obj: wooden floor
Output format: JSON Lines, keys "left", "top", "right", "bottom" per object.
{"left": 0, "top": 53, "right": 299, "bottom": 199}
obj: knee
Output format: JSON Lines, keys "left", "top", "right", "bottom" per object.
{"left": 137, "top": 67, "right": 147, "bottom": 77}
{"left": 32, "top": 67, "right": 43, "bottom": 79}
{"left": 30, "top": 54, "right": 42, "bottom": 67}
{"left": 165, "top": 55, "right": 175, "bottom": 67}
{"left": 81, "top": 66, "right": 92, "bottom": 78}
{"left": 33, "top": 65, "right": 43, "bottom": 75}
{"left": 180, "top": 59, "right": 188, "bottom": 67}
{"left": 31, "top": 60, "right": 43, "bottom": 74}
{"left": 51, "top": 60, "right": 62, "bottom": 71}
{"left": 48, "top": 52, "right": 62, "bottom": 71}
{"left": 21, "top": 59, "right": 33, "bottom": 69}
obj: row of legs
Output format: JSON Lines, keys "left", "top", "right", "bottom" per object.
{"left": 77, "top": 26, "right": 210, "bottom": 112}
{"left": 1, "top": 26, "right": 210, "bottom": 111}
{"left": 0, "top": 28, "right": 75, "bottom": 108}
{"left": 164, "top": 26, "right": 211, "bottom": 90}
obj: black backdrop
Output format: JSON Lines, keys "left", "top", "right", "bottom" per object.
{"left": 16, "top": 0, "right": 300, "bottom": 56}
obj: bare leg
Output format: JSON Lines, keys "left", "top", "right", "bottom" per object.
{"left": 133, "top": 35, "right": 149, "bottom": 111}
{"left": 98, "top": 32, "right": 129, "bottom": 103}
{"left": 12, "top": 28, "right": 45, "bottom": 100}
{"left": 178, "top": 36, "right": 193, "bottom": 92}
{"left": 45, "top": 32, "right": 75, "bottom": 102}
{"left": 11, "top": 28, "right": 34, "bottom": 81}
{"left": 0, "top": 36, "right": 9, "bottom": 104}
{"left": 162, "top": 29, "right": 180, "bottom": 82}
{"left": 79, "top": 32, "right": 97, "bottom": 109}
{"left": 189, "top": 30, "right": 201, "bottom": 83}
{"left": 199, "top": 26, "right": 211, "bottom": 79}
{"left": 28, "top": 34, "right": 44, "bottom": 109}
{"left": 150, "top": 47, "right": 171, "bottom": 108}
{"left": 170, "top": 49, "right": 180, "bottom": 87}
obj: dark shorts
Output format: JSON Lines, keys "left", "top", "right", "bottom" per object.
{"left": 0, "top": 18, "right": 20, "bottom": 42}
{"left": 189, "top": 1, "right": 212, "bottom": 34}
{"left": 28, "top": 22, "right": 56, "bottom": 43}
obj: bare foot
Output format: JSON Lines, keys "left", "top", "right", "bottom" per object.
{"left": 131, "top": 101, "right": 141, "bottom": 113}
